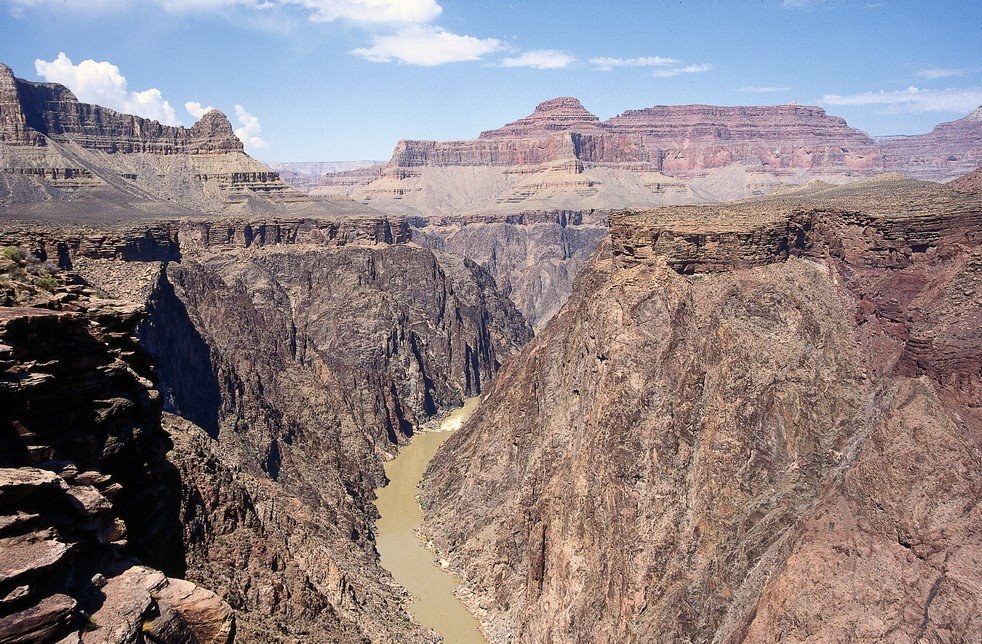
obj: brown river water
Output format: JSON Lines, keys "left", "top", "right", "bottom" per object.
{"left": 374, "top": 396, "right": 488, "bottom": 643}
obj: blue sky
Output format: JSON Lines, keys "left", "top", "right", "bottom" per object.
{"left": 1, "top": 0, "right": 980, "bottom": 161}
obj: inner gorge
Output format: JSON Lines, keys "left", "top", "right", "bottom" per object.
{"left": 374, "top": 396, "right": 486, "bottom": 644}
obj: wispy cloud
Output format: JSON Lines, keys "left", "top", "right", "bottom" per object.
{"left": 589, "top": 56, "right": 677, "bottom": 71}
{"left": 588, "top": 56, "right": 710, "bottom": 77}
{"left": 915, "top": 68, "right": 970, "bottom": 80}
{"left": 739, "top": 85, "right": 792, "bottom": 93}
{"left": 233, "top": 104, "right": 267, "bottom": 150}
{"left": 35, "top": 52, "right": 180, "bottom": 125}
{"left": 822, "top": 86, "right": 982, "bottom": 113}
{"left": 651, "top": 63, "right": 712, "bottom": 78}
{"left": 351, "top": 24, "right": 503, "bottom": 66}
{"left": 500, "top": 50, "right": 576, "bottom": 69}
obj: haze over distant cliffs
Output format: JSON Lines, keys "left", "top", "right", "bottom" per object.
{"left": 312, "top": 97, "right": 982, "bottom": 216}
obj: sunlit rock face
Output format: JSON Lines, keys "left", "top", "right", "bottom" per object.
{"left": 422, "top": 175, "right": 982, "bottom": 643}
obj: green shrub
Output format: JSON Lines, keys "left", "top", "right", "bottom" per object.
{"left": 34, "top": 275, "right": 58, "bottom": 292}
{"left": 1, "top": 246, "right": 26, "bottom": 262}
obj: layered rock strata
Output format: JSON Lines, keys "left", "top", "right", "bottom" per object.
{"left": 0, "top": 62, "right": 360, "bottom": 218}
{"left": 0, "top": 303, "right": 234, "bottom": 643}
{"left": 422, "top": 175, "right": 981, "bottom": 643}
{"left": 880, "top": 106, "right": 982, "bottom": 181}
{"left": 317, "top": 98, "right": 980, "bottom": 214}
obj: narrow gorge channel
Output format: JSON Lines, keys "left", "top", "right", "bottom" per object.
{"left": 374, "top": 397, "right": 488, "bottom": 644}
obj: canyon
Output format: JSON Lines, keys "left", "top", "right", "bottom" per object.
{"left": 1, "top": 56, "right": 980, "bottom": 644}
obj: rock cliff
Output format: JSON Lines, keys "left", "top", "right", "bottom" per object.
{"left": 422, "top": 175, "right": 981, "bottom": 643}
{"left": 0, "top": 61, "right": 366, "bottom": 219}
{"left": 880, "top": 106, "right": 982, "bottom": 181}
{"left": 0, "top": 302, "right": 234, "bottom": 644}
{"left": 315, "top": 98, "right": 979, "bottom": 214}
{"left": 410, "top": 210, "right": 609, "bottom": 329}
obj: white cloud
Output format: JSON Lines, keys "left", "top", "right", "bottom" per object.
{"left": 822, "top": 86, "right": 982, "bottom": 113}
{"left": 233, "top": 104, "right": 268, "bottom": 150}
{"left": 500, "top": 50, "right": 576, "bottom": 69}
{"left": 589, "top": 56, "right": 677, "bottom": 71}
{"left": 588, "top": 56, "right": 709, "bottom": 77}
{"left": 740, "top": 85, "right": 792, "bottom": 93}
{"left": 185, "top": 101, "right": 217, "bottom": 119}
{"left": 781, "top": 0, "right": 825, "bottom": 7}
{"left": 351, "top": 24, "right": 502, "bottom": 66}
{"left": 288, "top": 0, "right": 441, "bottom": 23}
{"left": 35, "top": 52, "right": 180, "bottom": 125}
{"left": 9, "top": 0, "right": 443, "bottom": 23}
{"left": 651, "top": 63, "right": 712, "bottom": 78}
{"left": 915, "top": 68, "right": 969, "bottom": 80}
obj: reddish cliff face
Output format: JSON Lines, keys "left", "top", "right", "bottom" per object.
{"left": 479, "top": 97, "right": 605, "bottom": 139}
{"left": 422, "top": 176, "right": 982, "bottom": 643}
{"left": 389, "top": 98, "right": 881, "bottom": 174}
{"left": 341, "top": 98, "right": 977, "bottom": 189}
{"left": 880, "top": 107, "right": 982, "bottom": 180}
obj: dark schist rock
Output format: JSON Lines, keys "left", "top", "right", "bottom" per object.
{"left": 0, "top": 209, "right": 531, "bottom": 642}
{"left": 421, "top": 175, "right": 981, "bottom": 643}
{"left": 136, "top": 239, "right": 530, "bottom": 642}
{"left": 0, "top": 305, "right": 234, "bottom": 644}
{"left": 409, "top": 209, "right": 610, "bottom": 329}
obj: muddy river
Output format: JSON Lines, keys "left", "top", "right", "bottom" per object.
{"left": 374, "top": 396, "right": 487, "bottom": 643}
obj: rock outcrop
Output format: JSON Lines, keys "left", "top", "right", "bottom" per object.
{"left": 410, "top": 210, "right": 609, "bottom": 329}
{"left": 315, "top": 98, "right": 979, "bottom": 215}
{"left": 880, "top": 106, "right": 982, "bottom": 181}
{"left": 0, "top": 61, "right": 368, "bottom": 218}
{"left": 136, "top": 237, "right": 529, "bottom": 641}
{"left": 0, "top": 64, "right": 241, "bottom": 154}
{"left": 0, "top": 303, "right": 234, "bottom": 643}
{"left": 422, "top": 176, "right": 981, "bottom": 643}
{"left": 948, "top": 166, "right": 982, "bottom": 194}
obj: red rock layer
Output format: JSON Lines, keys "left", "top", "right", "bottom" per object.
{"left": 384, "top": 97, "right": 978, "bottom": 180}
{"left": 479, "top": 97, "right": 605, "bottom": 139}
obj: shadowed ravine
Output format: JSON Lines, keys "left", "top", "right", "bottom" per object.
{"left": 374, "top": 397, "right": 487, "bottom": 643}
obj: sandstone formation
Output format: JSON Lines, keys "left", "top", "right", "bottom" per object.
{"left": 422, "top": 175, "right": 981, "bottom": 643}
{"left": 0, "top": 301, "right": 234, "bottom": 643}
{"left": 313, "top": 98, "right": 980, "bottom": 216}
{"left": 0, "top": 62, "right": 368, "bottom": 219}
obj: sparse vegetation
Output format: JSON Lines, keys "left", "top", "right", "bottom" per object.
{"left": 1, "top": 246, "right": 26, "bottom": 262}
{"left": 0, "top": 245, "right": 66, "bottom": 303}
